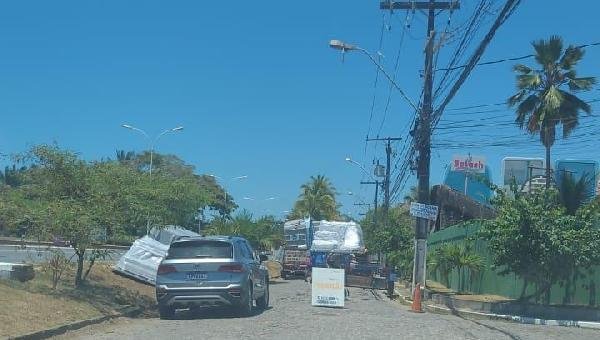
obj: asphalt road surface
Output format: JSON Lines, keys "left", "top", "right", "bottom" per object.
{"left": 61, "top": 279, "right": 599, "bottom": 340}
{"left": 0, "top": 244, "right": 125, "bottom": 264}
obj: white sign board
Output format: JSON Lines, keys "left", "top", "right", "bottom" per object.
{"left": 311, "top": 268, "right": 345, "bottom": 308}
{"left": 451, "top": 155, "right": 486, "bottom": 173}
{"left": 410, "top": 202, "right": 439, "bottom": 221}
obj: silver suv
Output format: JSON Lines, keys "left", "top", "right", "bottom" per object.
{"left": 155, "top": 236, "right": 269, "bottom": 318}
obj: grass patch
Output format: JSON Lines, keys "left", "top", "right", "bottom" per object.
{"left": 0, "top": 263, "right": 157, "bottom": 338}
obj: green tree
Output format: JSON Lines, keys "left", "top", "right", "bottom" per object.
{"left": 481, "top": 188, "right": 600, "bottom": 303}
{"left": 290, "top": 175, "right": 339, "bottom": 220}
{"left": 361, "top": 205, "right": 414, "bottom": 278}
{"left": 509, "top": 36, "right": 596, "bottom": 188}
{"left": 203, "top": 210, "right": 283, "bottom": 251}
{"left": 0, "top": 145, "right": 215, "bottom": 286}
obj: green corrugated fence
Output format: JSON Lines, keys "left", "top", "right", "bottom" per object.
{"left": 427, "top": 221, "right": 600, "bottom": 306}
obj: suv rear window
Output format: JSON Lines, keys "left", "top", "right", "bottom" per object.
{"left": 167, "top": 240, "right": 233, "bottom": 259}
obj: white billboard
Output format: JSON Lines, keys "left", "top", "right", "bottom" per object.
{"left": 451, "top": 155, "right": 486, "bottom": 173}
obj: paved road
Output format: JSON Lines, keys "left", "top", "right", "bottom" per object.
{"left": 61, "top": 279, "right": 598, "bottom": 340}
{"left": 0, "top": 245, "right": 125, "bottom": 264}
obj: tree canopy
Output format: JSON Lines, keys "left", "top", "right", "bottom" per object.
{"left": 480, "top": 187, "right": 600, "bottom": 303}
{"left": 290, "top": 175, "right": 339, "bottom": 220}
{"left": 0, "top": 144, "right": 238, "bottom": 286}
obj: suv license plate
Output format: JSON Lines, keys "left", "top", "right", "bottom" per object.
{"left": 186, "top": 272, "right": 207, "bottom": 280}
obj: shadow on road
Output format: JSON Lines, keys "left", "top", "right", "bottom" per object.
{"left": 269, "top": 280, "right": 290, "bottom": 285}
{"left": 448, "top": 307, "right": 522, "bottom": 340}
{"left": 170, "top": 306, "right": 273, "bottom": 320}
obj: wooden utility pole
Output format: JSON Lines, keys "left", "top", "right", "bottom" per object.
{"left": 380, "top": 0, "right": 459, "bottom": 291}
{"left": 366, "top": 137, "right": 402, "bottom": 215}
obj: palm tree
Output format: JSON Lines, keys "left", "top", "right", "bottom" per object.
{"left": 115, "top": 150, "right": 136, "bottom": 163}
{"left": 508, "top": 36, "right": 596, "bottom": 188}
{"left": 291, "top": 175, "right": 338, "bottom": 220}
{"left": 558, "top": 172, "right": 592, "bottom": 215}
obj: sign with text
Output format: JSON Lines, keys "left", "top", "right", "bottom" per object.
{"left": 451, "top": 155, "right": 486, "bottom": 173}
{"left": 409, "top": 202, "right": 439, "bottom": 221}
{"left": 311, "top": 268, "right": 345, "bottom": 308}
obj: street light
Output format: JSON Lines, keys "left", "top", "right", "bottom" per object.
{"left": 329, "top": 39, "right": 418, "bottom": 111}
{"left": 122, "top": 124, "right": 184, "bottom": 234}
{"left": 121, "top": 124, "right": 184, "bottom": 176}
{"left": 345, "top": 156, "right": 375, "bottom": 180}
{"left": 208, "top": 174, "right": 249, "bottom": 211}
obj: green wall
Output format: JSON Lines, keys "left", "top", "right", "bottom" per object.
{"left": 427, "top": 221, "right": 599, "bottom": 306}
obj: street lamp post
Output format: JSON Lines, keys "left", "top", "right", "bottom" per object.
{"left": 122, "top": 124, "right": 184, "bottom": 234}
{"left": 121, "top": 124, "right": 184, "bottom": 176}
{"left": 208, "top": 175, "right": 248, "bottom": 215}
{"left": 329, "top": 40, "right": 418, "bottom": 111}
{"left": 345, "top": 157, "right": 380, "bottom": 182}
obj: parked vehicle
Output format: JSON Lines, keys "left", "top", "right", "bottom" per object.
{"left": 155, "top": 235, "right": 269, "bottom": 319}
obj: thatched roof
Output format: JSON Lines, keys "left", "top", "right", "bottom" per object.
{"left": 430, "top": 185, "right": 497, "bottom": 231}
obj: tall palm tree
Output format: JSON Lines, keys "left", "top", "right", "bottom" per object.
{"left": 508, "top": 36, "right": 596, "bottom": 188}
{"left": 291, "top": 175, "right": 338, "bottom": 220}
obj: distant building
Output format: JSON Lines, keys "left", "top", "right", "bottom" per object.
{"left": 501, "top": 157, "right": 545, "bottom": 193}
{"left": 443, "top": 162, "right": 493, "bottom": 205}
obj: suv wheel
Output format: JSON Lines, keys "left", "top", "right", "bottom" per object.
{"left": 239, "top": 284, "right": 253, "bottom": 317}
{"left": 256, "top": 281, "right": 269, "bottom": 310}
{"left": 158, "top": 304, "right": 175, "bottom": 319}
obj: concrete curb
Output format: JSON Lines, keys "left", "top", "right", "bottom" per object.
{"left": 393, "top": 287, "right": 600, "bottom": 331}
{"left": 424, "top": 302, "right": 600, "bottom": 331}
{"left": 9, "top": 305, "right": 142, "bottom": 340}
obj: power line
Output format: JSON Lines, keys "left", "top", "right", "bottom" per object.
{"left": 435, "top": 41, "right": 600, "bottom": 72}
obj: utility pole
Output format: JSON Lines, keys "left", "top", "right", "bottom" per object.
{"left": 380, "top": 0, "right": 459, "bottom": 292}
{"left": 361, "top": 180, "right": 383, "bottom": 262}
{"left": 360, "top": 181, "right": 381, "bottom": 217}
{"left": 366, "top": 137, "right": 402, "bottom": 214}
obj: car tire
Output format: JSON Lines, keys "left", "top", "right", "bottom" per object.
{"left": 158, "top": 304, "right": 175, "bottom": 319}
{"left": 239, "top": 284, "right": 253, "bottom": 317}
{"left": 256, "top": 281, "right": 269, "bottom": 310}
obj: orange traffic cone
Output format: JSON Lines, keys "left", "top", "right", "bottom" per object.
{"left": 410, "top": 284, "right": 424, "bottom": 313}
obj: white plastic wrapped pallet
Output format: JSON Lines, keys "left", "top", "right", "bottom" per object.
{"left": 114, "top": 226, "right": 198, "bottom": 285}
{"left": 310, "top": 220, "right": 365, "bottom": 253}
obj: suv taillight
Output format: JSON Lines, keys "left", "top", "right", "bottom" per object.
{"left": 157, "top": 264, "right": 177, "bottom": 275}
{"left": 218, "top": 264, "right": 244, "bottom": 273}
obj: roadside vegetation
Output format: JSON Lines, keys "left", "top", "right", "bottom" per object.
{"left": 360, "top": 204, "right": 415, "bottom": 279}
{"left": 0, "top": 263, "right": 155, "bottom": 338}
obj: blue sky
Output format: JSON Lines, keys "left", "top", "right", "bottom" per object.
{"left": 1, "top": 1, "right": 599, "bottom": 220}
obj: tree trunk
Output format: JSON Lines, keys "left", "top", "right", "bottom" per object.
{"left": 75, "top": 250, "right": 85, "bottom": 287}
{"left": 545, "top": 144, "right": 551, "bottom": 189}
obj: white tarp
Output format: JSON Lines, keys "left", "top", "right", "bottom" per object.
{"left": 310, "top": 221, "right": 365, "bottom": 253}
{"left": 114, "top": 226, "right": 198, "bottom": 285}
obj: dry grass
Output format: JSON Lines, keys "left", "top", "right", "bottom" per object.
{"left": 425, "top": 280, "right": 513, "bottom": 303}
{"left": 426, "top": 280, "right": 455, "bottom": 294}
{"left": 0, "top": 262, "right": 157, "bottom": 338}
{"left": 0, "top": 283, "right": 102, "bottom": 338}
